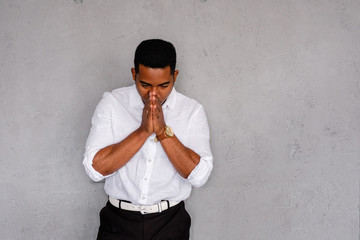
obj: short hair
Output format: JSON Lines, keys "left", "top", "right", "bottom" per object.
{"left": 134, "top": 39, "right": 176, "bottom": 74}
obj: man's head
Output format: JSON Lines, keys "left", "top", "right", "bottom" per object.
{"left": 131, "top": 39, "right": 179, "bottom": 105}
{"left": 133, "top": 39, "right": 176, "bottom": 74}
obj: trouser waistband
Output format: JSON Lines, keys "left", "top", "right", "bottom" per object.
{"left": 108, "top": 196, "right": 180, "bottom": 215}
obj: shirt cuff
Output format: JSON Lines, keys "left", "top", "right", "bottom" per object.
{"left": 82, "top": 147, "right": 106, "bottom": 182}
{"left": 186, "top": 155, "right": 213, "bottom": 188}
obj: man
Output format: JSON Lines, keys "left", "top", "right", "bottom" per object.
{"left": 83, "top": 39, "right": 213, "bottom": 240}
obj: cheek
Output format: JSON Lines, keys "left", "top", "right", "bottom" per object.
{"left": 158, "top": 89, "right": 171, "bottom": 101}
{"left": 137, "top": 89, "right": 149, "bottom": 101}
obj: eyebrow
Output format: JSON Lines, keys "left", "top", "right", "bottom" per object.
{"left": 140, "top": 80, "right": 170, "bottom": 86}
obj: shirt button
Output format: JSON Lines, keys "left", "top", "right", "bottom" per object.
{"left": 147, "top": 159, "right": 152, "bottom": 163}
{"left": 141, "top": 196, "right": 146, "bottom": 200}
{"left": 144, "top": 177, "right": 148, "bottom": 181}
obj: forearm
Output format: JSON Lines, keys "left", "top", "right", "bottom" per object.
{"left": 92, "top": 128, "right": 150, "bottom": 176}
{"left": 160, "top": 135, "right": 200, "bottom": 178}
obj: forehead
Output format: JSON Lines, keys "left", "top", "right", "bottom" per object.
{"left": 137, "top": 64, "right": 172, "bottom": 83}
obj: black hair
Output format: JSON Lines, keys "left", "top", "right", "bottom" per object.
{"left": 134, "top": 39, "right": 176, "bottom": 74}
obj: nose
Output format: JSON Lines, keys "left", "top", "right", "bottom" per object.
{"left": 146, "top": 88, "right": 157, "bottom": 100}
{"left": 150, "top": 86, "right": 158, "bottom": 94}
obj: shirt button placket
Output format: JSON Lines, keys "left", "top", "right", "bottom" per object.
{"left": 140, "top": 135, "right": 156, "bottom": 204}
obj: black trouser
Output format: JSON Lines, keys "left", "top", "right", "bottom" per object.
{"left": 96, "top": 201, "right": 191, "bottom": 240}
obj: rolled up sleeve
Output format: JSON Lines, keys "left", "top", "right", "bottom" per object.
{"left": 185, "top": 105, "right": 213, "bottom": 187}
{"left": 82, "top": 92, "right": 115, "bottom": 182}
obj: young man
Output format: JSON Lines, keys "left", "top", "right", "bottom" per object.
{"left": 83, "top": 39, "right": 213, "bottom": 240}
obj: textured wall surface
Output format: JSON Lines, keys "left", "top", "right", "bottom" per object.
{"left": 0, "top": 0, "right": 359, "bottom": 239}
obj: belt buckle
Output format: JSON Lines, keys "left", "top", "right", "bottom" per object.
{"left": 140, "top": 206, "right": 148, "bottom": 215}
{"left": 140, "top": 203, "right": 162, "bottom": 215}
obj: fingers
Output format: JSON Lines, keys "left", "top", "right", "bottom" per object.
{"left": 140, "top": 92, "right": 154, "bottom": 134}
{"left": 149, "top": 91, "right": 158, "bottom": 110}
{"left": 144, "top": 95, "right": 151, "bottom": 115}
{"left": 149, "top": 91, "right": 165, "bottom": 135}
{"left": 142, "top": 90, "right": 165, "bottom": 135}
{"left": 149, "top": 92, "right": 160, "bottom": 114}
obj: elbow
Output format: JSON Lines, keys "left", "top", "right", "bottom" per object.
{"left": 92, "top": 148, "right": 111, "bottom": 176}
{"left": 92, "top": 156, "right": 102, "bottom": 174}
{"left": 84, "top": 163, "right": 105, "bottom": 182}
{"left": 91, "top": 161, "right": 110, "bottom": 177}
{"left": 83, "top": 154, "right": 106, "bottom": 182}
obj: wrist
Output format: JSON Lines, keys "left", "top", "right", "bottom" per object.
{"left": 155, "top": 126, "right": 174, "bottom": 142}
{"left": 137, "top": 127, "right": 152, "bottom": 139}
{"left": 155, "top": 127, "right": 165, "bottom": 136}
{"left": 155, "top": 124, "right": 166, "bottom": 136}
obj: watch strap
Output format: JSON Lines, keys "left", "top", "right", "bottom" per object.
{"left": 155, "top": 126, "right": 173, "bottom": 142}
{"left": 156, "top": 131, "right": 168, "bottom": 141}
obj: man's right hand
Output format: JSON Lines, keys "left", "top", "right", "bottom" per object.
{"left": 140, "top": 92, "right": 154, "bottom": 135}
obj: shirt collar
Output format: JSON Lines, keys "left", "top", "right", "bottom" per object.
{"left": 129, "top": 84, "right": 177, "bottom": 111}
{"left": 162, "top": 87, "right": 177, "bottom": 111}
{"left": 129, "top": 85, "right": 144, "bottom": 108}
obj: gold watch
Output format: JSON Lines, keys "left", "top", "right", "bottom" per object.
{"left": 155, "top": 126, "right": 174, "bottom": 142}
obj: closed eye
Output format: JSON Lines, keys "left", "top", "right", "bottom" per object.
{"left": 140, "top": 81, "right": 151, "bottom": 88}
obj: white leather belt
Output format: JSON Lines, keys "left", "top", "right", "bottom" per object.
{"left": 109, "top": 196, "right": 180, "bottom": 215}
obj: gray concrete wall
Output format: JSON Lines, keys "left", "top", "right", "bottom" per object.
{"left": 0, "top": 0, "right": 359, "bottom": 239}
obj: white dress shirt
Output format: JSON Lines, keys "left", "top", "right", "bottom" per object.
{"left": 83, "top": 85, "right": 213, "bottom": 205}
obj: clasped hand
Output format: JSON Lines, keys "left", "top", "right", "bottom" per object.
{"left": 140, "top": 91, "right": 165, "bottom": 136}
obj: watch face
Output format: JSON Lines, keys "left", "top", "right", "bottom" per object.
{"left": 165, "top": 126, "right": 174, "bottom": 137}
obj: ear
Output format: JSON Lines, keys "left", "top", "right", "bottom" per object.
{"left": 131, "top": 68, "right": 136, "bottom": 81}
{"left": 173, "top": 70, "right": 179, "bottom": 83}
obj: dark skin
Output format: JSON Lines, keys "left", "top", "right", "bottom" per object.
{"left": 92, "top": 64, "right": 200, "bottom": 178}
